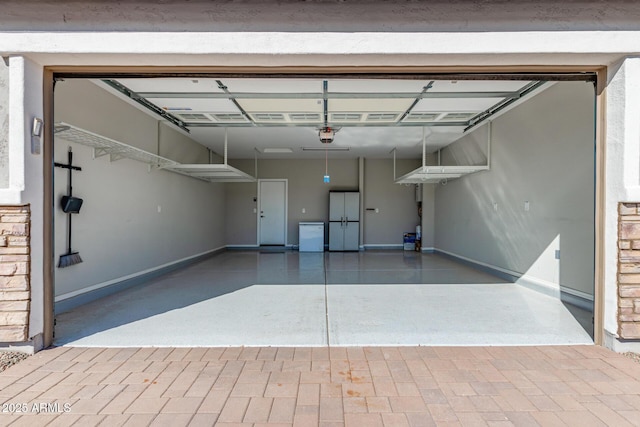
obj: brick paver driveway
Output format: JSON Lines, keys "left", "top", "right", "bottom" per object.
{"left": 1, "top": 345, "right": 640, "bottom": 426}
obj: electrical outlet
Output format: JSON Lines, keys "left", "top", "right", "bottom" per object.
{"left": 253, "top": 208, "right": 257, "bottom": 214}
{"left": 375, "top": 208, "right": 379, "bottom": 213}
{"left": 302, "top": 208, "right": 306, "bottom": 214}
{"left": 157, "top": 205, "right": 162, "bottom": 213}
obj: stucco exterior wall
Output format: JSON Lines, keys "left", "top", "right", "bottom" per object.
{"left": 0, "top": 60, "right": 8, "bottom": 189}
{"left": 1, "top": 0, "right": 639, "bottom": 32}
{"left": 603, "top": 58, "right": 640, "bottom": 350}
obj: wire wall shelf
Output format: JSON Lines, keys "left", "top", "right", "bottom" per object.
{"left": 54, "top": 122, "right": 256, "bottom": 183}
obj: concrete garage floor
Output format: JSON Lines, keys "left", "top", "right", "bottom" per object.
{"left": 54, "top": 251, "right": 593, "bottom": 347}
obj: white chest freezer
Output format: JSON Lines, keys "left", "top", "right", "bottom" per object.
{"left": 299, "top": 222, "right": 325, "bottom": 252}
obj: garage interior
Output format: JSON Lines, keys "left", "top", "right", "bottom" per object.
{"left": 50, "top": 74, "right": 596, "bottom": 347}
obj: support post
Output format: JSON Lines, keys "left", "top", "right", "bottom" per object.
{"left": 487, "top": 121, "right": 492, "bottom": 169}
{"left": 224, "top": 128, "right": 228, "bottom": 166}
{"left": 422, "top": 127, "right": 427, "bottom": 171}
{"left": 392, "top": 148, "right": 396, "bottom": 180}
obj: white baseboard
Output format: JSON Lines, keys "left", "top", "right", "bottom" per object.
{"left": 363, "top": 244, "right": 404, "bottom": 250}
{"left": 226, "top": 244, "right": 259, "bottom": 250}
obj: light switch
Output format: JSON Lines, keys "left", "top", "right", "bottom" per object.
{"left": 157, "top": 205, "right": 161, "bottom": 213}
{"left": 493, "top": 202, "right": 498, "bottom": 212}
{"left": 524, "top": 201, "right": 530, "bottom": 212}
{"left": 375, "top": 208, "right": 379, "bottom": 213}
{"left": 302, "top": 208, "right": 306, "bottom": 214}
{"left": 253, "top": 208, "right": 257, "bottom": 214}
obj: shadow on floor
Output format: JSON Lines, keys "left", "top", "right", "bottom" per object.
{"left": 562, "top": 301, "right": 594, "bottom": 338}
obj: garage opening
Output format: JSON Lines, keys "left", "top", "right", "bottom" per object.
{"left": 49, "top": 72, "right": 597, "bottom": 347}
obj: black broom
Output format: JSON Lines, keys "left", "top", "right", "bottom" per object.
{"left": 55, "top": 147, "right": 83, "bottom": 268}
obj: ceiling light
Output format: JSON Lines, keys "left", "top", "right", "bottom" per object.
{"left": 302, "top": 147, "right": 350, "bottom": 151}
{"left": 262, "top": 148, "right": 293, "bottom": 153}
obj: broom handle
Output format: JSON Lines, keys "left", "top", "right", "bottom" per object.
{"left": 68, "top": 148, "right": 73, "bottom": 197}
{"left": 67, "top": 148, "right": 73, "bottom": 253}
{"left": 67, "top": 209, "right": 72, "bottom": 253}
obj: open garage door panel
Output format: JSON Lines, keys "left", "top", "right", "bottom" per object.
{"left": 51, "top": 72, "right": 596, "bottom": 346}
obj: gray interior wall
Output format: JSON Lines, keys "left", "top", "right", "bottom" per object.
{"left": 57, "top": 80, "right": 159, "bottom": 153}
{"left": 440, "top": 129, "right": 489, "bottom": 166}
{"left": 434, "top": 81, "right": 595, "bottom": 295}
{"left": 226, "top": 157, "right": 427, "bottom": 247}
{"left": 0, "top": 60, "right": 8, "bottom": 188}
{"left": 228, "top": 158, "right": 359, "bottom": 246}
{"left": 363, "top": 159, "right": 421, "bottom": 246}
{"left": 225, "top": 181, "right": 257, "bottom": 246}
{"left": 54, "top": 79, "right": 225, "bottom": 298}
{"left": 159, "top": 123, "right": 209, "bottom": 164}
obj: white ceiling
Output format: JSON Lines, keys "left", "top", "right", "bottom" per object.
{"left": 97, "top": 77, "right": 537, "bottom": 159}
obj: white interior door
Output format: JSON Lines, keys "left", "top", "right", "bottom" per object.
{"left": 259, "top": 180, "right": 287, "bottom": 245}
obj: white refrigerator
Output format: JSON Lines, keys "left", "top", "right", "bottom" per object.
{"left": 329, "top": 192, "right": 360, "bottom": 251}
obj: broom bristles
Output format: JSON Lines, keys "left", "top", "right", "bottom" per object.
{"left": 58, "top": 252, "right": 83, "bottom": 268}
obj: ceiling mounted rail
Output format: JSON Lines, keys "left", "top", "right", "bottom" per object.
{"left": 183, "top": 121, "right": 470, "bottom": 128}
{"left": 215, "top": 80, "right": 256, "bottom": 126}
{"left": 464, "top": 81, "right": 547, "bottom": 132}
{"left": 99, "top": 78, "right": 546, "bottom": 136}
{"left": 101, "top": 80, "right": 190, "bottom": 133}
{"left": 322, "top": 80, "right": 329, "bottom": 129}
{"left": 397, "top": 81, "right": 434, "bottom": 124}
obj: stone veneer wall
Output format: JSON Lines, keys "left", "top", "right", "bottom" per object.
{"left": 618, "top": 203, "right": 640, "bottom": 339}
{"left": 0, "top": 206, "right": 30, "bottom": 342}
